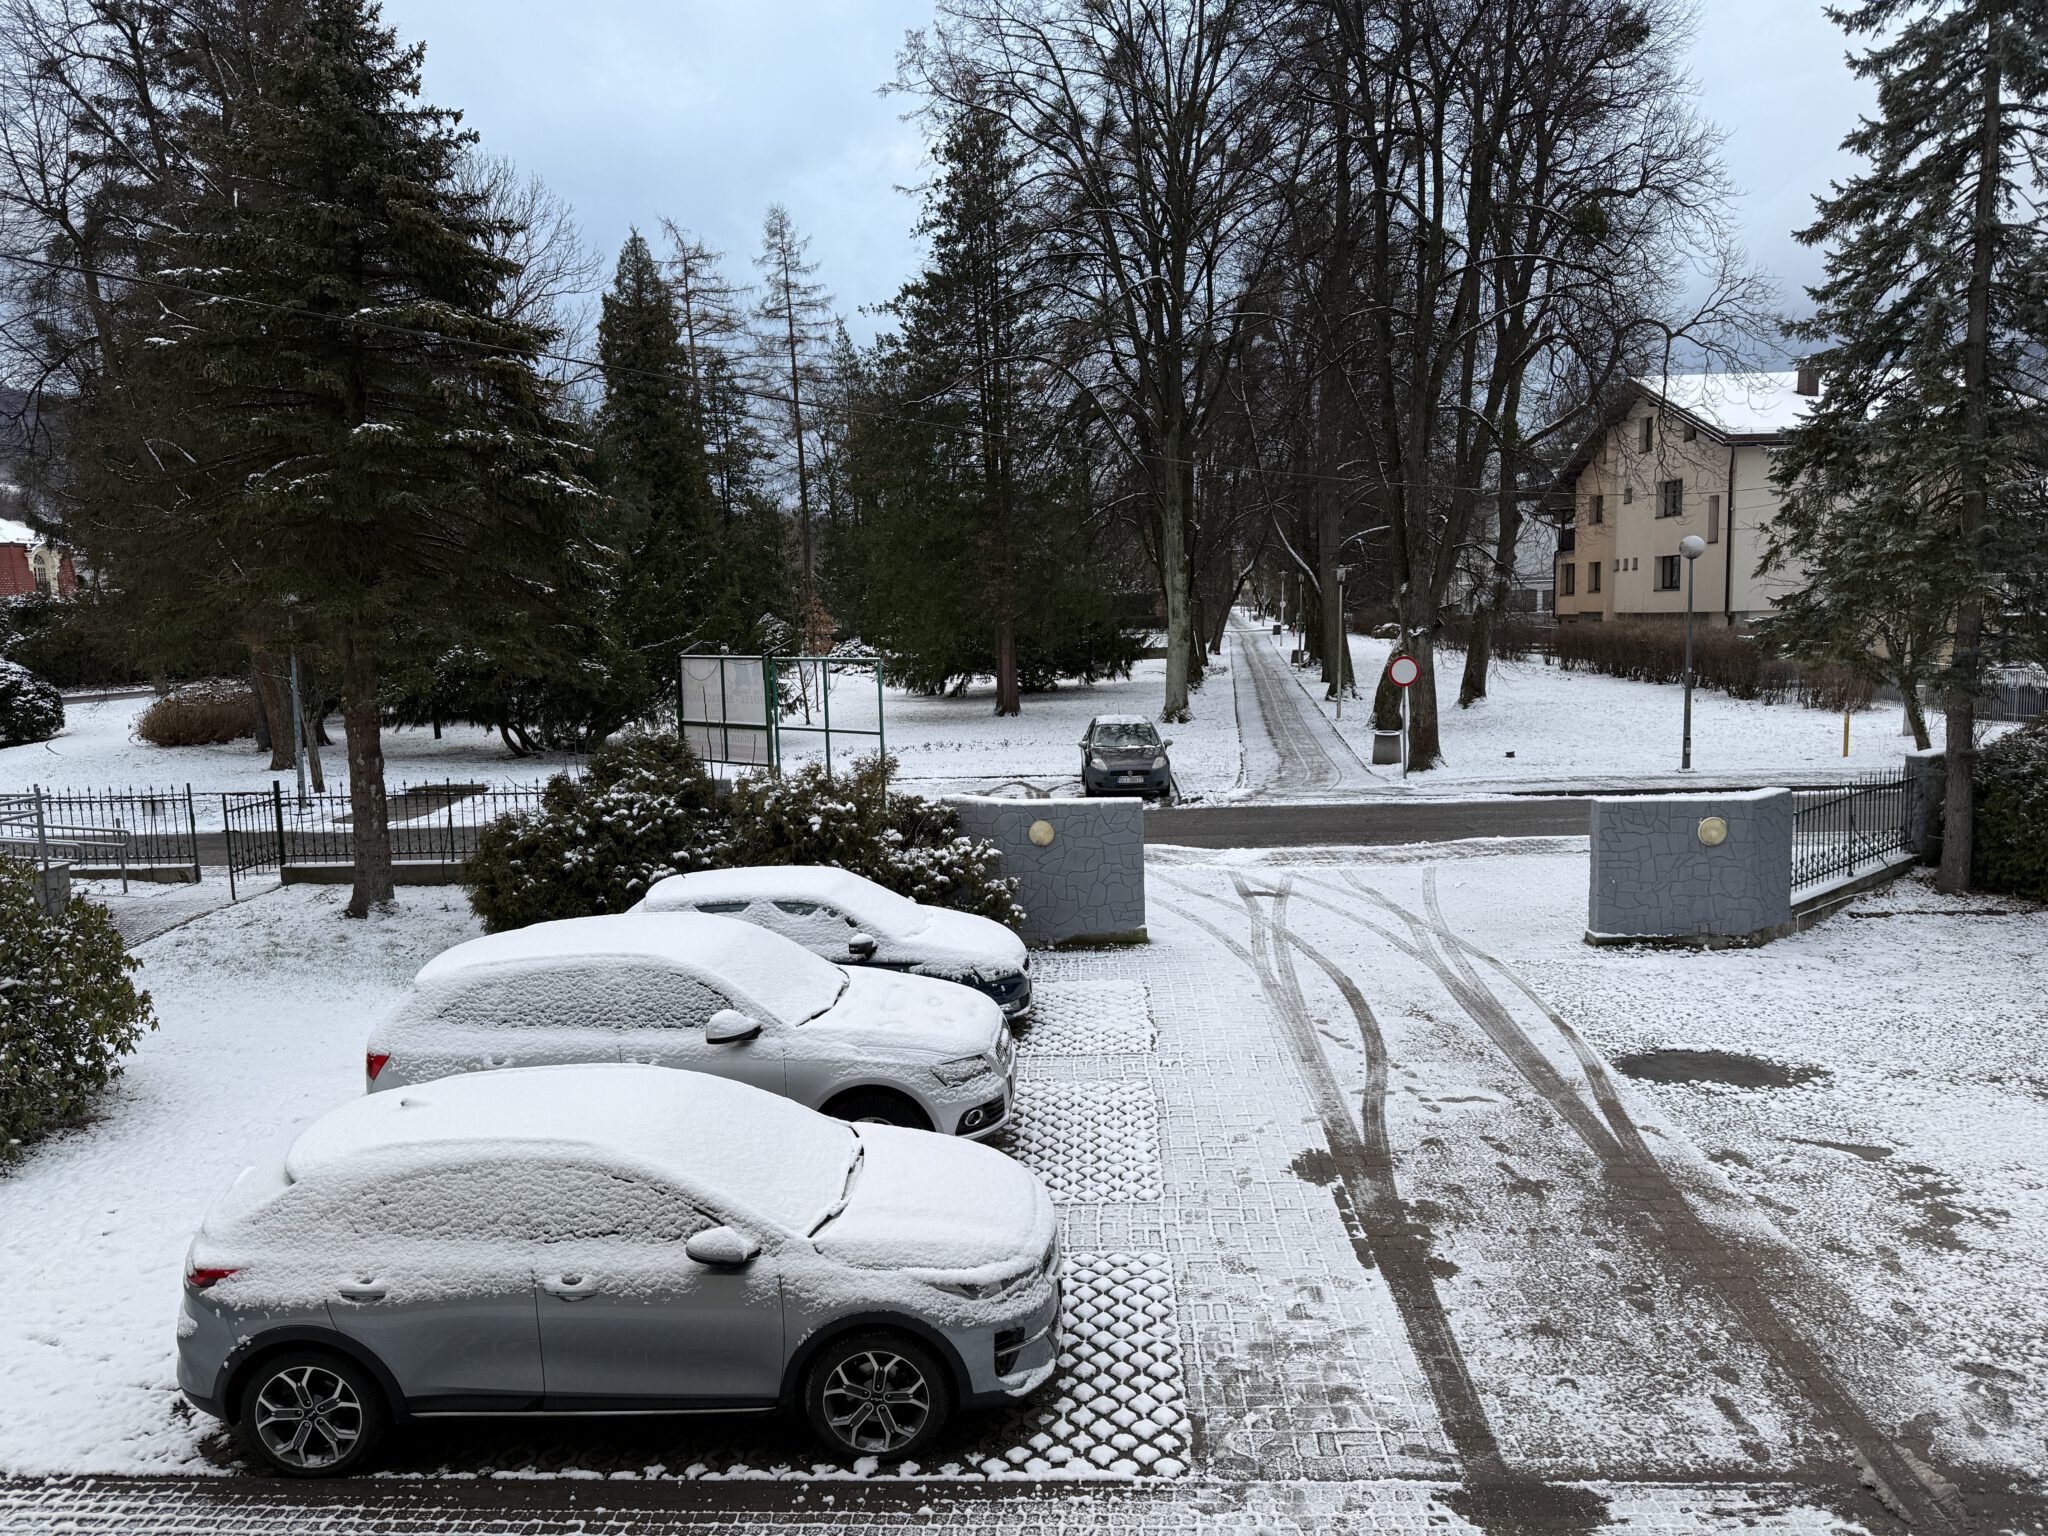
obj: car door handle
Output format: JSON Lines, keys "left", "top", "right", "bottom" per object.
{"left": 541, "top": 1275, "right": 599, "bottom": 1301}
{"left": 336, "top": 1282, "right": 386, "bottom": 1302}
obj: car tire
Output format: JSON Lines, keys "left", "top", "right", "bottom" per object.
{"left": 823, "top": 1088, "right": 932, "bottom": 1131}
{"left": 803, "top": 1329, "right": 956, "bottom": 1462}
{"left": 233, "top": 1347, "right": 389, "bottom": 1478}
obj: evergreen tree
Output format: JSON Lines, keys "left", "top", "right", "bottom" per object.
{"left": 146, "top": 0, "right": 593, "bottom": 915}
{"left": 842, "top": 105, "right": 1136, "bottom": 709}
{"left": 752, "top": 204, "right": 835, "bottom": 609}
{"left": 1769, "top": 0, "right": 2048, "bottom": 890}
{"left": 594, "top": 231, "right": 715, "bottom": 700}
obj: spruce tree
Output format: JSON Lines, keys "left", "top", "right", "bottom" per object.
{"left": 1769, "top": 0, "right": 2048, "bottom": 890}
{"left": 148, "top": 0, "right": 592, "bottom": 915}
{"left": 594, "top": 231, "right": 716, "bottom": 699}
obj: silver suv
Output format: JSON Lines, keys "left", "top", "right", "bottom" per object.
{"left": 178, "top": 1065, "right": 1061, "bottom": 1476}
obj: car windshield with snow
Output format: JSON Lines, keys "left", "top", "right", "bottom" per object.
{"left": 1080, "top": 714, "right": 1173, "bottom": 799}
{"left": 177, "top": 1065, "right": 1061, "bottom": 1475}
{"left": 634, "top": 866, "right": 1033, "bottom": 1020}
{"left": 365, "top": 913, "right": 1016, "bottom": 1138}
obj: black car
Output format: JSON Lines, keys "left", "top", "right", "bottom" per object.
{"left": 1079, "top": 715, "right": 1173, "bottom": 799}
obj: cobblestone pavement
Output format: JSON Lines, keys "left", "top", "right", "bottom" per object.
{"left": 8, "top": 847, "right": 2045, "bottom": 1535}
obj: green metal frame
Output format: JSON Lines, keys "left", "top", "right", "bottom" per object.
{"left": 678, "top": 654, "right": 885, "bottom": 776}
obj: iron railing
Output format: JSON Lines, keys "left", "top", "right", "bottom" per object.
{"left": 220, "top": 781, "right": 551, "bottom": 898}
{"left": 1791, "top": 771, "right": 1912, "bottom": 894}
{"left": 0, "top": 787, "right": 201, "bottom": 889}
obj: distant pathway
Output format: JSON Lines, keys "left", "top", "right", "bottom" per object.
{"left": 1228, "top": 618, "right": 1380, "bottom": 799}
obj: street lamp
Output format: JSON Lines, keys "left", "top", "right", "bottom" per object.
{"left": 1333, "top": 563, "right": 1354, "bottom": 717}
{"left": 1679, "top": 534, "right": 1706, "bottom": 771}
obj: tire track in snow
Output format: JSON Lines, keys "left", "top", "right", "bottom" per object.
{"left": 1304, "top": 866, "right": 1975, "bottom": 1534}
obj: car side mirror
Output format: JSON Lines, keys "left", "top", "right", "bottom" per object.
{"left": 847, "top": 932, "right": 878, "bottom": 959}
{"left": 1163, "top": 739, "right": 1174, "bottom": 749}
{"left": 705, "top": 1008, "right": 764, "bottom": 1045}
{"left": 684, "top": 1225, "right": 759, "bottom": 1267}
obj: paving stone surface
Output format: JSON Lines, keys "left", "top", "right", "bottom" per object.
{"left": 998, "top": 1081, "right": 1164, "bottom": 1204}
{"left": 1018, "top": 980, "right": 1156, "bottom": 1056}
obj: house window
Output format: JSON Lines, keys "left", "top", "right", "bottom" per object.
{"left": 1639, "top": 415, "right": 1653, "bottom": 452}
{"left": 1655, "top": 554, "right": 1682, "bottom": 591}
{"left": 1707, "top": 494, "right": 1721, "bottom": 543}
{"left": 1588, "top": 494, "right": 1604, "bottom": 525}
{"left": 1561, "top": 563, "right": 1577, "bottom": 597}
{"left": 1658, "top": 478, "right": 1683, "bottom": 518}
{"left": 1683, "top": 422, "right": 1698, "bottom": 442}
{"left": 1622, "top": 486, "right": 1634, "bottom": 505}
{"left": 1588, "top": 563, "right": 1601, "bottom": 594}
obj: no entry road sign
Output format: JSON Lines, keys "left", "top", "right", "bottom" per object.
{"left": 1388, "top": 654, "right": 1420, "bottom": 687}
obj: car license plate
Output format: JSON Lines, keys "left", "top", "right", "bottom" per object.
{"left": 1117, "top": 773, "right": 1143, "bottom": 784}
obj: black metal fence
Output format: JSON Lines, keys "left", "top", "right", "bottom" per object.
{"left": 220, "top": 781, "right": 550, "bottom": 898}
{"left": 0, "top": 787, "right": 202, "bottom": 888}
{"left": 1791, "top": 771, "right": 1913, "bottom": 894}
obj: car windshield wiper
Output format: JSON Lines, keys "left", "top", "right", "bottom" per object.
{"left": 808, "top": 1137, "right": 864, "bottom": 1237}
{"left": 798, "top": 971, "right": 850, "bottom": 1027}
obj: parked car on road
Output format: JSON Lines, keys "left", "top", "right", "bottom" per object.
{"left": 635, "top": 866, "right": 1032, "bottom": 1020}
{"left": 365, "top": 914, "right": 1015, "bottom": 1137}
{"left": 178, "top": 1064, "right": 1062, "bottom": 1475}
{"left": 1079, "top": 714, "right": 1173, "bottom": 799}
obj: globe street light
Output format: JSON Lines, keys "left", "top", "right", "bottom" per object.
{"left": 1679, "top": 534, "right": 1707, "bottom": 770}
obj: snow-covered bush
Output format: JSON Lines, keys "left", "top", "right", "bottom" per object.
{"left": 466, "top": 734, "right": 729, "bottom": 932}
{"left": 133, "top": 679, "right": 259, "bottom": 746}
{"left": 723, "top": 756, "right": 1026, "bottom": 929}
{"left": 0, "top": 659, "right": 63, "bottom": 747}
{"left": 466, "top": 741, "right": 1025, "bottom": 933}
{"left": 1973, "top": 719, "right": 2048, "bottom": 900}
{"left": 0, "top": 859, "right": 156, "bottom": 1160}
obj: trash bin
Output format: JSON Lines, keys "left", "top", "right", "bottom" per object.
{"left": 1371, "top": 729, "right": 1403, "bottom": 765}
{"left": 1271, "top": 623, "right": 1282, "bottom": 636}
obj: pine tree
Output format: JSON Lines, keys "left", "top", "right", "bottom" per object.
{"left": 594, "top": 231, "right": 716, "bottom": 698}
{"left": 1770, "top": 0, "right": 2048, "bottom": 890}
{"left": 147, "top": 0, "right": 593, "bottom": 915}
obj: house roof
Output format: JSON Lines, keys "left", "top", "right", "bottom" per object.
{"left": 0, "top": 517, "right": 42, "bottom": 548}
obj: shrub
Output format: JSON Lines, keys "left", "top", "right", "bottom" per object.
{"left": 0, "top": 591, "right": 143, "bottom": 689}
{"left": 133, "top": 679, "right": 261, "bottom": 747}
{"left": 1436, "top": 614, "right": 1542, "bottom": 663}
{"left": 0, "top": 860, "right": 157, "bottom": 1159}
{"left": 466, "top": 738, "right": 1025, "bottom": 933}
{"left": 0, "top": 659, "right": 63, "bottom": 747}
{"left": 1550, "top": 619, "right": 1797, "bottom": 702}
{"left": 465, "top": 735, "right": 729, "bottom": 933}
{"left": 1973, "top": 718, "right": 2048, "bottom": 900}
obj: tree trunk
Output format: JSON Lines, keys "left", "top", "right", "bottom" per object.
{"left": 1460, "top": 473, "right": 1522, "bottom": 707}
{"left": 1901, "top": 683, "right": 1931, "bottom": 752}
{"left": 299, "top": 671, "right": 327, "bottom": 794}
{"left": 251, "top": 650, "right": 293, "bottom": 770}
{"left": 339, "top": 630, "right": 394, "bottom": 917}
{"left": 1405, "top": 627, "right": 1441, "bottom": 767}
{"left": 1159, "top": 430, "right": 1193, "bottom": 722}
{"left": 994, "top": 613, "right": 1020, "bottom": 717}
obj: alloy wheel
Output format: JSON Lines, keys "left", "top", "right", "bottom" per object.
{"left": 251, "top": 1363, "right": 364, "bottom": 1470}
{"left": 820, "top": 1347, "right": 933, "bottom": 1453}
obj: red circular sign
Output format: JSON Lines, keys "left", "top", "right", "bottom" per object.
{"left": 1388, "top": 654, "right": 1420, "bottom": 687}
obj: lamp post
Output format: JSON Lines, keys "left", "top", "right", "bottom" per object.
{"left": 1333, "top": 563, "right": 1354, "bottom": 717}
{"left": 1679, "top": 534, "right": 1706, "bottom": 770}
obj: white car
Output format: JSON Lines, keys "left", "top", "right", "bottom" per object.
{"left": 178, "top": 1066, "right": 1061, "bottom": 1473}
{"left": 635, "top": 866, "right": 1033, "bottom": 1020}
{"left": 365, "top": 914, "right": 1016, "bottom": 1137}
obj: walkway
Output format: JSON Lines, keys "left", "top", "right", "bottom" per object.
{"left": 1227, "top": 619, "right": 1381, "bottom": 799}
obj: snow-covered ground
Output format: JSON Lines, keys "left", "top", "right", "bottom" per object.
{"left": 1296, "top": 625, "right": 1971, "bottom": 792}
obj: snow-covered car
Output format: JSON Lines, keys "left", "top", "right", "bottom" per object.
{"left": 177, "top": 1064, "right": 1062, "bottom": 1475}
{"left": 365, "top": 914, "right": 1016, "bottom": 1138}
{"left": 634, "top": 866, "right": 1033, "bottom": 1021}
{"left": 1079, "top": 714, "right": 1173, "bottom": 799}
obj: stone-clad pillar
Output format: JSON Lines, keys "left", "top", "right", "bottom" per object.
{"left": 947, "top": 797, "right": 1146, "bottom": 946}
{"left": 1587, "top": 790, "right": 1794, "bottom": 944}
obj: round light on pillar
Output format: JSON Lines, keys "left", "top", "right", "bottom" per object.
{"left": 1697, "top": 815, "right": 1729, "bottom": 847}
{"left": 1028, "top": 819, "right": 1057, "bottom": 848}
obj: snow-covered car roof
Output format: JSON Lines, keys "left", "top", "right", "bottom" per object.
{"left": 415, "top": 913, "right": 843, "bottom": 1027}
{"left": 1088, "top": 714, "right": 1155, "bottom": 729}
{"left": 284, "top": 1063, "right": 853, "bottom": 1232}
{"left": 640, "top": 866, "right": 922, "bottom": 929}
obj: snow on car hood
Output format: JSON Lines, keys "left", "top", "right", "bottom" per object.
{"left": 883, "top": 907, "right": 1028, "bottom": 983}
{"left": 812, "top": 1124, "right": 1055, "bottom": 1273}
{"left": 807, "top": 966, "right": 1005, "bottom": 1059}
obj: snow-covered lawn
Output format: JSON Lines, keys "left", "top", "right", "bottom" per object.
{"left": 1301, "top": 625, "right": 1988, "bottom": 792}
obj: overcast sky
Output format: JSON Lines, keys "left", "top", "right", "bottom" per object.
{"left": 389, "top": 1, "right": 1876, "bottom": 362}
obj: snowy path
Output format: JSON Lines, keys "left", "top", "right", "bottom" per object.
{"left": 1227, "top": 618, "right": 1380, "bottom": 798}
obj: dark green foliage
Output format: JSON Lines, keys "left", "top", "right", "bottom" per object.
{"left": 465, "top": 735, "right": 728, "bottom": 932}
{"left": 0, "top": 593, "right": 145, "bottom": 690}
{"left": 0, "top": 660, "right": 63, "bottom": 746}
{"left": 0, "top": 860, "right": 156, "bottom": 1160}
{"left": 1972, "top": 719, "right": 2048, "bottom": 900}
{"left": 465, "top": 740, "right": 1024, "bottom": 933}
{"left": 832, "top": 105, "right": 1133, "bottom": 709}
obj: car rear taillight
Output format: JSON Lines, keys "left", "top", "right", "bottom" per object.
{"left": 365, "top": 1052, "right": 390, "bottom": 1081}
{"left": 185, "top": 1265, "right": 240, "bottom": 1290}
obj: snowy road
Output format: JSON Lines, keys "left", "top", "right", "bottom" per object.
{"left": 1227, "top": 617, "right": 1381, "bottom": 798}
{"left": 2, "top": 851, "right": 2042, "bottom": 1534}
